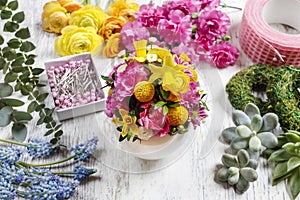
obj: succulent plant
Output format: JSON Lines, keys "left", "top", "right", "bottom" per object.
{"left": 216, "top": 149, "right": 258, "bottom": 193}
{"left": 221, "top": 103, "right": 279, "bottom": 156}
{"left": 268, "top": 130, "right": 300, "bottom": 199}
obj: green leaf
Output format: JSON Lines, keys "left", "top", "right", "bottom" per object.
{"left": 27, "top": 101, "right": 38, "bottom": 113}
{"left": 163, "top": 105, "right": 168, "bottom": 115}
{"left": 0, "top": 106, "right": 13, "bottom": 127}
{"left": 272, "top": 161, "right": 292, "bottom": 185}
{"left": 7, "top": 0, "right": 18, "bottom": 10}
{"left": 11, "top": 111, "right": 32, "bottom": 122}
{"left": 12, "top": 123, "right": 27, "bottom": 142}
{"left": 1, "top": 98, "right": 24, "bottom": 107}
{"left": 0, "top": 58, "right": 6, "bottom": 70}
{"left": 231, "top": 137, "right": 248, "bottom": 150}
{"left": 44, "top": 129, "right": 54, "bottom": 136}
{"left": 20, "top": 41, "right": 35, "bottom": 52}
{"left": 0, "top": 35, "right": 4, "bottom": 45}
{"left": 54, "top": 124, "right": 62, "bottom": 131}
{"left": 44, "top": 116, "right": 53, "bottom": 123}
{"left": 0, "top": 10, "right": 12, "bottom": 19}
{"left": 11, "top": 56, "right": 24, "bottom": 66}
{"left": 7, "top": 38, "right": 21, "bottom": 48}
{"left": 36, "top": 116, "right": 45, "bottom": 125}
{"left": 2, "top": 46, "right": 16, "bottom": 60}
{"left": 240, "top": 167, "right": 258, "bottom": 182}
{"left": 289, "top": 168, "right": 300, "bottom": 199}
{"left": 54, "top": 130, "right": 63, "bottom": 138}
{"left": 268, "top": 149, "right": 292, "bottom": 162}
{"left": 221, "top": 127, "right": 238, "bottom": 144}
{"left": 287, "top": 157, "right": 300, "bottom": 173}
{"left": 0, "top": 0, "right": 8, "bottom": 7}
{"left": 4, "top": 72, "right": 18, "bottom": 83}
{"left": 221, "top": 154, "right": 239, "bottom": 167}
{"left": 32, "top": 68, "right": 44, "bottom": 75}
{"left": 286, "top": 132, "right": 300, "bottom": 143}
{"left": 0, "top": 83, "right": 13, "bottom": 97}
{"left": 3, "top": 21, "right": 19, "bottom": 32}
{"left": 11, "top": 65, "right": 23, "bottom": 73}
{"left": 20, "top": 84, "right": 33, "bottom": 95}
{"left": 36, "top": 93, "right": 48, "bottom": 102}
{"left": 50, "top": 138, "right": 58, "bottom": 144}
{"left": 25, "top": 58, "right": 34, "bottom": 65}
{"left": 12, "top": 11, "right": 24, "bottom": 23}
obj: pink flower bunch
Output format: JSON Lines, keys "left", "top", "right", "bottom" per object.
{"left": 120, "top": 0, "right": 239, "bottom": 68}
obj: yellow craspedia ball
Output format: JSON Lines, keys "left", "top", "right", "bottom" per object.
{"left": 134, "top": 81, "right": 155, "bottom": 102}
{"left": 167, "top": 106, "right": 189, "bottom": 126}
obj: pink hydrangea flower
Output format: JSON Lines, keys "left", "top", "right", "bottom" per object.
{"left": 196, "top": 10, "right": 230, "bottom": 41}
{"left": 138, "top": 102, "right": 170, "bottom": 137}
{"left": 208, "top": 41, "right": 239, "bottom": 68}
{"left": 120, "top": 21, "right": 150, "bottom": 51}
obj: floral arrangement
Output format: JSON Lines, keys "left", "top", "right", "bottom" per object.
{"left": 112, "top": 0, "right": 240, "bottom": 68}
{"left": 41, "top": 0, "right": 139, "bottom": 56}
{"left": 0, "top": 136, "right": 98, "bottom": 199}
{"left": 102, "top": 40, "right": 208, "bottom": 141}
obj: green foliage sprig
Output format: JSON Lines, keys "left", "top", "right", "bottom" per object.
{"left": 0, "top": 0, "right": 63, "bottom": 144}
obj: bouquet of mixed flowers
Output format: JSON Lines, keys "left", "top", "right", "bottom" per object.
{"left": 102, "top": 40, "right": 208, "bottom": 142}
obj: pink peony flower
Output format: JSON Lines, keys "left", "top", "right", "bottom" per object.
{"left": 105, "top": 93, "right": 129, "bottom": 118}
{"left": 196, "top": 10, "right": 230, "bottom": 41}
{"left": 208, "top": 41, "right": 239, "bottom": 68}
{"left": 120, "top": 21, "right": 150, "bottom": 51}
{"left": 138, "top": 102, "right": 170, "bottom": 137}
{"left": 199, "top": 0, "right": 221, "bottom": 10}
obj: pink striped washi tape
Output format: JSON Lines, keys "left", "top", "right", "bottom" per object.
{"left": 239, "top": 0, "right": 300, "bottom": 66}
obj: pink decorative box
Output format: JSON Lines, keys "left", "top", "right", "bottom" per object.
{"left": 44, "top": 53, "right": 105, "bottom": 121}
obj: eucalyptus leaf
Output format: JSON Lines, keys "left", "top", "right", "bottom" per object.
{"left": 0, "top": 35, "right": 4, "bottom": 45}
{"left": 221, "top": 127, "right": 238, "bottom": 144}
{"left": 4, "top": 71, "right": 18, "bottom": 83}
{"left": 20, "top": 41, "right": 35, "bottom": 52}
{"left": 257, "top": 132, "right": 278, "bottom": 148}
{"left": 232, "top": 110, "right": 251, "bottom": 127}
{"left": 36, "top": 93, "right": 48, "bottom": 102}
{"left": 44, "top": 129, "right": 54, "bottom": 136}
{"left": 244, "top": 103, "right": 260, "bottom": 119}
{"left": 12, "top": 111, "right": 32, "bottom": 122}
{"left": 216, "top": 167, "right": 229, "bottom": 181}
{"left": 11, "top": 65, "right": 23, "bottom": 73}
{"left": 0, "top": 83, "right": 13, "bottom": 97}
{"left": 0, "top": 0, "right": 8, "bottom": 7}
{"left": 54, "top": 130, "right": 63, "bottom": 138}
{"left": 249, "top": 136, "right": 261, "bottom": 152}
{"left": 0, "top": 106, "right": 13, "bottom": 127}
{"left": 27, "top": 101, "right": 38, "bottom": 113}
{"left": 7, "top": 38, "right": 21, "bottom": 48}
{"left": 7, "top": 0, "right": 18, "bottom": 10}
{"left": 2, "top": 46, "right": 16, "bottom": 60}
{"left": 11, "top": 56, "right": 25, "bottom": 66}
{"left": 287, "top": 157, "right": 300, "bottom": 173}
{"left": 231, "top": 137, "right": 248, "bottom": 151}
{"left": 289, "top": 168, "right": 300, "bottom": 199}
{"left": 1, "top": 10, "right": 12, "bottom": 19}
{"left": 12, "top": 123, "right": 27, "bottom": 142}
{"left": 12, "top": 11, "right": 25, "bottom": 24}
{"left": 268, "top": 149, "right": 292, "bottom": 162}
{"left": 36, "top": 116, "right": 45, "bottom": 125}
{"left": 236, "top": 125, "right": 252, "bottom": 138}
{"left": 32, "top": 68, "right": 44, "bottom": 75}
{"left": 3, "top": 21, "right": 19, "bottom": 32}
{"left": 1, "top": 98, "right": 24, "bottom": 106}
{"left": 250, "top": 114, "right": 263, "bottom": 132}
{"left": 237, "top": 149, "right": 250, "bottom": 167}
{"left": 240, "top": 167, "right": 258, "bottom": 182}
{"left": 0, "top": 57, "right": 6, "bottom": 68}
{"left": 260, "top": 113, "right": 279, "bottom": 132}
{"left": 235, "top": 176, "right": 250, "bottom": 194}
{"left": 221, "top": 154, "right": 239, "bottom": 167}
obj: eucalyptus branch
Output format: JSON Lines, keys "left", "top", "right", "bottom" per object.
{"left": 0, "top": 0, "right": 63, "bottom": 144}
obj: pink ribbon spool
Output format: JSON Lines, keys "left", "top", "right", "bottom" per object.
{"left": 239, "top": 0, "right": 300, "bottom": 66}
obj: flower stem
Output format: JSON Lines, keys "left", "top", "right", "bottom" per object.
{"left": 0, "top": 138, "right": 27, "bottom": 147}
{"left": 18, "top": 154, "right": 76, "bottom": 167}
{"left": 220, "top": 3, "right": 243, "bottom": 11}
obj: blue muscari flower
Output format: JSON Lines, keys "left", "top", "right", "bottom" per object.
{"left": 74, "top": 165, "right": 97, "bottom": 181}
{"left": 0, "top": 146, "right": 23, "bottom": 164}
{"left": 0, "top": 163, "right": 24, "bottom": 185}
{"left": 70, "top": 137, "right": 98, "bottom": 162}
{"left": 0, "top": 177, "right": 17, "bottom": 200}
{"left": 25, "top": 175, "right": 79, "bottom": 200}
{"left": 26, "top": 138, "right": 58, "bottom": 158}
{"left": 24, "top": 167, "right": 55, "bottom": 185}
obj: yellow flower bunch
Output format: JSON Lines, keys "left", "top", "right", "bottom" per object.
{"left": 42, "top": 0, "right": 139, "bottom": 57}
{"left": 55, "top": 25, "right": 104, "bottom": 56}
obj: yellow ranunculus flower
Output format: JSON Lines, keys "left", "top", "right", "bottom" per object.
{"left": 63, "top": 2, "right": 83, "bottom": 13}
{"left": 108, "top": 0, "right": 139, "bottom": 22}
{"left": 54, "top": 25, "right": 104, "bottom": 56}
{"left": 69, "top": 5, "right": 108, "bottom": 31}
{"left": 103, "top": 33, "right": 121, "bottom": 58}
{"left": 42, "top": 1, "right": 69, "bottom": 33}
{"left": 57, "top": 0, "right": 72, "bottom": 6}
{"left": 98, "top": 16, "right": 125, "bottom": 40}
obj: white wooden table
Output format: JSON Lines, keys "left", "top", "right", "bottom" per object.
{"left": 1, "top": 0, "right": 298, "bottom": 199}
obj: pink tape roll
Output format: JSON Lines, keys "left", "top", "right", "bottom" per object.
{"left": 239, "top": 0, "right": 300, "bottom": 66}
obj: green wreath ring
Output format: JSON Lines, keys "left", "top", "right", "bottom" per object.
{"left": 225, "top": 64, "right": 274, "bottom": 114}
{"left": 267, "top": 66, "right": 300, "bottom": 131}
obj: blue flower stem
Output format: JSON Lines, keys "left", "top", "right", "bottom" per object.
{"left": 18, "top": 154, "right": 76, "bottom": 167}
